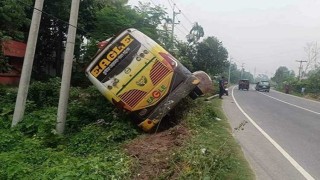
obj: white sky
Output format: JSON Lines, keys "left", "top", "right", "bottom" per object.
{"left": 128, "top": 0, "right": 320, "bottom": 77}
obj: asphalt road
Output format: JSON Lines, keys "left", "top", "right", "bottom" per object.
{"left": 222, "top": 86, "right": 320, "bottom": 180}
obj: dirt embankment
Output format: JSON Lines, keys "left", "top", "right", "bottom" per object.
{"left": 125, "top": 123, "right": 190, "bottom": 180}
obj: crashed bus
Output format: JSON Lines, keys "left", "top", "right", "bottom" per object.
{"left": 85, "top": 28, "right": 211, "bottom": 131}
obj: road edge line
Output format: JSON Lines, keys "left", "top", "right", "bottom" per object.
{"left": 259, "top": 92, "right": 320, "bottom": 115}
{"left": 271, "top": 89, "right": 320, "bottom": 104}
{"left": 231, "top": 86, "right": 315, "bottom": 180}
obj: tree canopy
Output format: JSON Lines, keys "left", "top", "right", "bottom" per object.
{"left": 0, "top": 0, "right": 235, "bottom": 83}
{"left": 271, "top": 66, "right": 295, "bottom": 85}
{"left": 192, "top": 36, "right": 229, "bottom": 75}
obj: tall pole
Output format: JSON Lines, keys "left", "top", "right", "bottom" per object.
{"left": 12, "top": 0, "right": 44, "bottom": 127}
{"left": 171, "top": 4, "right": 180, "bottom": 50}
{"left": 56, "top": 0, "right": 80, "bottom": 134}
{"left": 254, "top": 67, "right": 256, "bottom": 83}
{"left": 240, "top": 63, "right": 245, "bottom": 79}
{"left": 228, "top": 57, "right": 232, "bottom": 83}
{"left": 296, "top": 60, "right": 307, "bottom": 80}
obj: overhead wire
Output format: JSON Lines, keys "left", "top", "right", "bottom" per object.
{"left": 168, "top": 0, "right": 194, "bottom": 26}
{"left": 167, "top": 0, "right": 174, "bottom": 11}
{"left": 149, "top": 0, "right": 157, "bottom": 6}
{"left": 17, "top": 0, "right": 86, "bottom": 34}
{"left": 176, "top": 16, "right": 190, "bottom": 33}
{"left": 175, "top": 26, "right": 188, "bottom": 38}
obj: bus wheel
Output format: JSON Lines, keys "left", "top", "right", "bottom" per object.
{"left": 189, "top": 91, "right": 199, "bottom": 100}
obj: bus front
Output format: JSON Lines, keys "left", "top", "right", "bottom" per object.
{"left": 86, "top": 28, "right": 200, "bottom": 131}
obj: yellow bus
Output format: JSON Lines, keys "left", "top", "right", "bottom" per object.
{"left": 86, "top": 28, "right": 207, "bottom": 131}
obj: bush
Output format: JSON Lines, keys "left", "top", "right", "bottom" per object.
{"left": 0, "top": 129, "right": 24, "bottom": 152}
{"left": 0, "top": 86, "right": 17, "bottom": 129}
{"left": 67, "top": 86, "right": 117, "bottom": 132}
{"left": 67, "top": 123, "right": 138, "bottom": 156}
{"left": 28, "top": 77, "right": 61, "bottom": 108}
{"left": 0, "top": 79, "right": 141, "bottom": 179}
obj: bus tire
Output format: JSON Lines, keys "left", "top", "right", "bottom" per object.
{"left": 189, "top": 91, "right": 199, "bottom": 100}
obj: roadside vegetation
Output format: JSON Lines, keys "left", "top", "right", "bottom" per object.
{"left": 168, "top": 98, "right": 254, "bottom": 179}
{"left": 0, "top": 82, "right": 254, "bottom": 179}
{"left": 1, "top": 0, "right": 317, "bottom": 178}
{"left": 0, "top": 81, "right": 139, "bottom": 179}
{"left": 271, "top": 65, "right": 320, "bottom": 101}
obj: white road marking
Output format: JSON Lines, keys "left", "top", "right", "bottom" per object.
{"left": 232, "top": 86, "right": 315, "bottom": 180}
{"left": 271, "top": 90, "right": 320, "bottom": 105}
{"left": 258, "top": 92, "right": 320, "bottom": 115}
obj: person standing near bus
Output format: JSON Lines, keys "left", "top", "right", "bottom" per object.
{"left": 219, "top": 76, "right": 226, "bottom": 99}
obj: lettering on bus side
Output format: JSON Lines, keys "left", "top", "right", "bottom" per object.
{"left": 147, "top": 85, "right": 167, "bottom": 104}
{"left": 90, "top": 34, "right": 134, "bottom": 78}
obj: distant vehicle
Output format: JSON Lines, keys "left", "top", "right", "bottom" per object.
{"left": 238, "top": 79, "right": 250, "bottom": 90}
{"left": 255, "top": 80, "right": 270, "bottom": 92}
{"left": 85, "top": 28, "right": 212, "bottom": 132}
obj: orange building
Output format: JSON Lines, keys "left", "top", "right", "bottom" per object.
{"left": 0, "top": 40, "right": 26, "bottom": 85}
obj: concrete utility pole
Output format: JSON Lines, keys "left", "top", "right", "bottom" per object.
{"left": 240, "top": 63, "right": 245, "bottom": 79}
{"left": 228, "top": 57, "right": 232, "bottom": 83}
{"left": 56, "top": 0, "right": 80, "bottom": 134}
{"left": 296, "top": 60, "right": 307, "bottom": 80}
{"left": 12, "top": 0, "right": 44, "bottom": 127}
{"left": 171, "top": 3, "right": 180, "bottom": 50}
{"left": 254, "top": 67, "right": 256, "bottom": 83}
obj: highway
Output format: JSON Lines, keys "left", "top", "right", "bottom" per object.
{"left": 222, "top": 86, "right": 320, "bottom": 180}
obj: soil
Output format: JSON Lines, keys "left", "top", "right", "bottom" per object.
{"left": 124, "top": 123, "right": 190, "bottom": 180}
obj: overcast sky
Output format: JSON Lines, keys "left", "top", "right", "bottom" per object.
{"left": 128, "top": 0, "right": 320, "bottom": 77}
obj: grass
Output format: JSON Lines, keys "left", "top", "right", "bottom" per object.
{"left": 275, "top": 87, "right": 320, "bottom": 101}
{"left": 0, "top": 84, "right": 139, "bottom": 179}
{"left": 1, "top": 83, "right": 254, "bottom": 179}
{"left": 168, "top": 97, "right": 254, "bottom": 180}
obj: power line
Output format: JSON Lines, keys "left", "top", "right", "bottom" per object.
{"left": 181, "top": 12, "right": 194, "bottom": 25}
{"left": 296, "top": 60, "right": 307, "bottom": 80}
{"left": 176, "top": 17, "right": 190, "bottom": 33}
{"left": 167, "top": 0, "right": 174, "bottom": 10}
{"left": 168, "top": 0, "right": 194, "bottom": 26}
{"left": 175, "top": 26, "right": 188, "bottom": 37}
{"left": 18, "top": 0, "right": 85, "bottom": 33}
{"left": 149, "top": 0, "right": 157, "bottom": 6}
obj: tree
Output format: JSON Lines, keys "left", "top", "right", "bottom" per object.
{"left": 187, "top": 22, "right": 204, "bottom": 45}
{"left": 0, "top": 0, "right": 32, "bottom": 41}
{"left": 302, "top": 42, "right": 319, "bottom": 78}
{"left": 192, "top": 36, "right": 229, "bottom": 75}
{"left": 305, "top": 68, "right": 320, "bottom": 93}
{"left": 173, "top": 22, "right": 205, "bottom": 72}
{"left": 82, "top": 2, "right": 167, "bottom": 65}
{"left": 0, "top": 0, "right": 32, "bottom": 74}
{"left": 31, "top": 0, "right": 114, "bottom": 79}
{"left": 133, "top": 2, "right": 167, "bottom": 41}
{"left": 89, "top": 2, "right": 166, "bottom": 41}
{"left": 241, "top": 71, "right": 254, "bottom": 83}
{"left": 271, "top": 66, "right": 295, "bottom": 86}
{"left": 229, "top": 63, "right": 240, "bottom": 84}
{"left": 255, "top": 74, "right": 269, "bottom": 82}
{"left": 174, "top": 40, "right": 195, "bottom": 70}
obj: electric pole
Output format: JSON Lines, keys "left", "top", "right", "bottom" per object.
{"left": 56, "top": 0, "right": 80, "bottom": 134}
{"left": 254, "top": 67, "right": 256, "bottom": 83}
{"left": 296, "top": 60, "right": 307, "bottom": 80}
{"left": 240, "top": 63, "right": 245, "bottom": 79}
{"left": 171, "top": 3, "right": 180, "bottom": 50}
{"left": 12, "top": 0, "right": 44, "bottom": 127}
{"left": 228, "top": 57, "right": 232, "bottom": 84}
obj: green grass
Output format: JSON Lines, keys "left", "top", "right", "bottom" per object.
{"left": 0, "top": 84, "right": 139, "bottom": 180}
{"left": 1, "top": 83, "right": 253, "bottom": 179}
{"left": 168, "top": 98, "right": 254, "bottom": 180}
